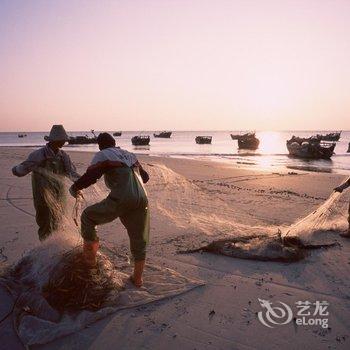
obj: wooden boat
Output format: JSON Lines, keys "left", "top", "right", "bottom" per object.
{"left": 68, "top": 130, "right": 98, "bottom": 145}
{"left": 316, "top": 132, "right": 341, "bottom": 142}
{"left": 113, "top": 131, "right": 122, "bottom": 136}
{"left": 131, "top": 135, "right": 150, "bottom": 146}
{"left": 195, "top": 136, "right": 212, "bottom": 144}
{"left": 154, "top": 131, "right": 172, "bottom": 138}
{"left": 232, "top": 132, "right": 259, "bottom": 150}
{"left": 286, "top": 136, "right": 336, "bottom": 159}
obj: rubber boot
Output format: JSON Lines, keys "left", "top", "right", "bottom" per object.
{"left": 131, "top": 260, "right": 145, "bottom": 287}
{"left": 83, "top": 239, "right": 99, "bottom": 267}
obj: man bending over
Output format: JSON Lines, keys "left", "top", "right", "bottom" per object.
{"left": 70, "top": 133, "right": 150, "bottom": 287}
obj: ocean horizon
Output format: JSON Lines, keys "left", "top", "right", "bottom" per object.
{"left": 1, "top": 130, "right": 349, "bottom": 174}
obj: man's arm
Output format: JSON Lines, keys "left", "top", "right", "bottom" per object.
{"left": 69, "top": 160, "right": 124, "bottom": 196}
{"left": 72, "top": 166, "right": 105, "bottom": 192}
{"left": 12, "top": 149, "right": 44, "bottom": 177}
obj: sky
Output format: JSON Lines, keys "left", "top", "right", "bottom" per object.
{"left": 0, "top": 0, "right": 349, "bottom": 131}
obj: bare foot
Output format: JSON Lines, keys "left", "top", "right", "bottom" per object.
{"left": 130, "top": 275, "right": 143, "bottom": 287}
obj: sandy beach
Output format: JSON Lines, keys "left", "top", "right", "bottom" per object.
{"left": 0, "top": 146, "right": 349, "bottom": 350}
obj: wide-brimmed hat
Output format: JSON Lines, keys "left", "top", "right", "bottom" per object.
{"left": 47, "top": 125, "right": 69, "bottom": 142}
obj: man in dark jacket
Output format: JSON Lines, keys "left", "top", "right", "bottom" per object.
{"left": 70, "top": 133, "right": 149, "bottom": 287}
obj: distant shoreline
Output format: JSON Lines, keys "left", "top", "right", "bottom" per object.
{"left": 2, "top": 145, "right": 349, "bottom": 175}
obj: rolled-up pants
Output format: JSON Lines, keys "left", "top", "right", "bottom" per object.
{"left": 81, "top": 197, "right": 149, "bottom": 261}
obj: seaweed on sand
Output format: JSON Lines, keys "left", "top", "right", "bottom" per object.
{"left": 184, "top": 233, "right": 306, "bottom": 262}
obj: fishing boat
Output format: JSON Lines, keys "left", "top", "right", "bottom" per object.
{"left": 195, "top": 136, "right": 212, "bottom": 144}
{"left": 45, "top": 130, "right": 98, "bottom": 144}
{"left": 286, "top": 136, "right": 336, "bottom": 159}
{"left": 18, "top": 133, "right": 27, "bottom": 138}
{"left": 316, "top": 131, "right": 341, "bottom": 142}
{"left": 131, "top": 135, "right": 150, "bottom": 146}
{"left": 68, "top": 130, "right": 98, "bottom": 145}
{"left": 154, "top": 131, "right": 172, "bottom": 138}
{"left": 113, "top": 131, "right": 122, "bottom": 136}
{"left": 231, "top": 132, "right": 259, "bottom": 150}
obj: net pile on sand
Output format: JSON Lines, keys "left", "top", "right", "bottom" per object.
{"left": 0, "top": 240, "right": 204, "bottom": 346}
{"left": 0, "top": 164, "right": 206, "bottom": 346}
{"left": 148, "top": 163, "right": 349, "bottom": 260}
{"left": 42, "top": 249, "right": 123, "bottom": 312}
{"left": 185, "top": 232, "right": 306, "bottom": 262}
{"left": 182, "top": 192, "right": 348, "bottom": 261}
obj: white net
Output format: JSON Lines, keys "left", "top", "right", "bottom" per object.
{"left": 0, "top": 169, "right": 203, "bottom": 346}
{"left": 144, "top": 165, "right": 349, "bottom": 255}
{"left": 282, "top": 191, "right": 348, "bottom": 247}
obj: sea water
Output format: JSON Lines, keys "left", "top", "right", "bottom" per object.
{"left": 1, "top": 130, "right": 349, "bottom": 173}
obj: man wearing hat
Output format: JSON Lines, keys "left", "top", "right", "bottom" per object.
{"left": 12, "top": 125, "right": 80, "bottom": 240}
{"left": 69, "top": 132, "right": 149, "bottom": 287}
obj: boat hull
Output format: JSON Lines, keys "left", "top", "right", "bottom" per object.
{"left": 237, "top": 138, "right": 259, "bottom": 150}
{"left": 195, "top": 136, "right": 212, "bottom": 144}
{"left": 131, "top": 136, "right": 150, "bottom": 146}
{"left": 286, "top": 142, "right": 335, "bottom": 159}
{"left": 154, "top": 132, "right": 172, "bottom": 138}
{"left": 68, "top": 137, "right": 97, "bottom": 145}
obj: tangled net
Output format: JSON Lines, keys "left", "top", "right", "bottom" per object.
{"left": 42, "top": 249, "right": 124, "bottom": 312}
{"left": 185, "top": 232, "right": 306, "bottom": 262}
{"left": 282, "top": 191, "right": 348, "bottom": 247}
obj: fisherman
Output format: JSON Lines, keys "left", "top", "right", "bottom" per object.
{"left": 69, "top": 133, "right": 150, "bottom": 287}
{"left": 334, "top": 177, "right": 350, "bottom": 238}
{"left": 12, "top": 125, "right": 80, "bottom": 240}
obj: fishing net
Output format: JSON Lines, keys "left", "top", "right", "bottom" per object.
{"left": 0, "top": 170, "right": 204, "bottom": 346}
{"left": 180, "top": 191, "right": 348, "bottom": 260}
{"left": 184, "top": 232, "right": 306, "bottom": 262}
{"left": 42, "top": 249, "right": 123, "bottom": 312}
{"left": 0, "top": 240, "right": 203, "bottom": 345}
{"left": 282, "top": 191, "right": 348, "bottom": 247}
{"left": 146, "top": 165, "right": 349, "bottom": 260}
{"left": 1, "top": 163, "right": 348, "bottom": 345}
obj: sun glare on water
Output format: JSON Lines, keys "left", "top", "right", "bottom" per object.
{"left": 258, "top": 131, "right": 286, "bottom": 155}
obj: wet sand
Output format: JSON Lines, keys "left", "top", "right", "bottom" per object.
{"left": 0, "top": 147, "right": 349, "bottom": 350}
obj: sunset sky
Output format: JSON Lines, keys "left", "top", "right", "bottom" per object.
{"left": 1, "top": 0, "right": 349, "bottom": 131}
